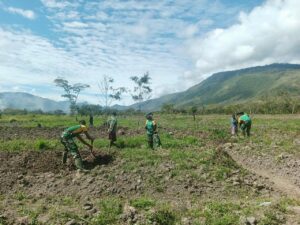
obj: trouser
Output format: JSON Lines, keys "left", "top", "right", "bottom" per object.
{"left": 60, "top": 136, "right": 84, "bottom": 169}
{"left": 147, "top": 134, "right": 154, "bottom": 149}
{"left": 240, "top": 121, "right": 251, "bottom": 137}
{"left": 153, "top": 133, "right": 162, "bottom": 149}
{"left": 109, "top": 131, "right": 117, "bottom": 147}
{"left": 231, "top": 126, "right": 238, "bottom": 135}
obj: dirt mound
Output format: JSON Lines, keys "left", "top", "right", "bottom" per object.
{"left": 0, "top": 150, "right": 114, "bottom": 195}
{"left": 0, "top": 151, "right": 65, "bottom": 174}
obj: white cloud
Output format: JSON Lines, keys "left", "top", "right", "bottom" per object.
{"left": 63, "top": 21, "right": 89, "bottom": 28}
{"left": 6, "top": 7, "right": 36, "bottom": 20}
{"left": 2, "top": 0, "right": 282, "bottom": 105}
{"left": 185, "top": 0, "right": 300, "bottom": 82}
{"left": 40, "top": 0, "right": 77, "bottom": 9}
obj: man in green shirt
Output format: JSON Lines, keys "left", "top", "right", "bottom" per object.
{"left": 145, "top": 113, "right": 157, "bottom": 149}
{"left": 60, "top": 120, "right": 94, "bottom": 170}
{"left": 107, "top": 112, "right": 117, "bottom": 148}
{"left": 237, "top": 112, "right": 252, "bottom": 137}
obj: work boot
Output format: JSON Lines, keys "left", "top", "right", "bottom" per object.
{"left": 62, "top": 151, "right": 68, "bottom": 164}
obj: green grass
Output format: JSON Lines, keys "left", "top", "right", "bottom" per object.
{"left": 1, "top": 114, "right": 300, "bottom": 224}
{"left": 130, "top": 197, "right": 156, "bottom": 210}
{"left": 148, "top": 208, "right": 176, "bottom": 225}
{"left": 91, "top": 198, "right": 122, "bottom": 225}
{"left": 203, "top": 201, "right": 241, "bottom": 225}
{"left": 0, "top": 139, "right": 60, "bottom": 152}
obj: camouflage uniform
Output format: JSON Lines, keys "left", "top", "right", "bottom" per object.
{"left": 60, "top": 124, "right": 88, "bottom": 169}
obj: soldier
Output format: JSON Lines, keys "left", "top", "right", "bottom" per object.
{"left": 107, "top": 112, "right": 117, "bottom": 148}
{"left": 145, "top": 113, "right": 157, "bottom": 149}
{"left": 60, "top": 120, "right": 94, "bottom": 171}
{"left": 237, "top": 112, "right": 252, "bottom": 137}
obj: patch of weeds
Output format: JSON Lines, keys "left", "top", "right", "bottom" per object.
{"left": 170, "top": 149, "right": 210, "bottom": 171}
{"left": 130, "top": 197, "right": 156, "bottom": 210}
{"left": 19, "top": 207, "right": 40, "bottom": 225}
{"left": 260, "top": 210, "right": 285, "bottom": 225}
{"left": 116, "top": 139, "right": 125, "bottom": 148}
{"left": 148, "top": 208, "right": 176, "bottom": 225}
{"left": 15, "top": 191, "right": 27, "bottom": 201}
{"left": 121, "top": 148, "right": 162, "bottom": 172}
{"left": 107, "top": 174, "right": 116, "bottom": 182}
{"left": 61, "top": 196, "right": 74, "bottom": 206}
{"left": 214, "top": 166, "right": 232, "bottom": 181}
{"left": 53, "top": 211, "right": 80, "bottom": 222}
{"left": 35, "top": 139, "right": 49, "bottom": 150}
{"left": 210, "top": 128, "right": 230, "bottom": 141}
{"left": 203, "top": 201, "right": 240, "bottom": 225}
{"left": 124, "top": 135, "right": 145, "bottom": 148}
{"left": 91, "top": 198, "right": 122, "bottom": 225}
{"left": 0, "top": 217, "right": 8, "bottom": 225}
{"left": 148, "top": 176, "right": 165, "bottom": 193}
{"left": 260, "top": 199, "right": 290, "bottom": 225}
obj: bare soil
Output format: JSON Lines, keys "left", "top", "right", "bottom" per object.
{"left": 224, "top": 142, "right": 300, "bottom": 199}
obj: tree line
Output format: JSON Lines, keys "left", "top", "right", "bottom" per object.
{"left": 54, "top": 72, "right": 151, "bottom": 115}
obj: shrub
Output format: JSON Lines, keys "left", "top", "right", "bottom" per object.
{"left": 149, "top": 209, "right": 176, "bottom": 225}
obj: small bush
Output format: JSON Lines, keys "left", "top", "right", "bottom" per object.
{"left": 35, "top": 139, "right": 49, "bottom": 150}
{"left": 149, "top": 209, "right": 176, "bottom": 225}
{"left": 15, "top": 191, "right": 27, "bottom": 201}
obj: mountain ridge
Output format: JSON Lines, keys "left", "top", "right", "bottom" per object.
{"left": 1, "top": 63, "right": 300, "bottom": 112}
{"left": 0, "top": 92, "right": 69, "bottom": 112}
{"left": 130, "top": 63, "right": 300, "bottom": 111}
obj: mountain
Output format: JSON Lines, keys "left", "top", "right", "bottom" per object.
{"left": 132, "top": 63, "right": 300, "bottom": 111}
{"left": 0, "top": 92, "right": 69, "bottom": 112}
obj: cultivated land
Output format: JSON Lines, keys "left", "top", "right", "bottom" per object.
{"left": 0, "top": 114, "right": 300, "bottom": 225}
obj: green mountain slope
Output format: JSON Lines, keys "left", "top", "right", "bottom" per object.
{"left": 133, "top": 63, "right": 300, "bottom": 111}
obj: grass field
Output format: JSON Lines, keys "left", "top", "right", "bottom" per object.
{"left": 0, "top": 114, "right": 299, "bottom": 224}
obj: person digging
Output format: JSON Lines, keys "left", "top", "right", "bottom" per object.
{"left": 60, "top": 120, "right": 94, "bottom": 171}
{"left": 237, "top": 112, "right": 252, "bottom": 137}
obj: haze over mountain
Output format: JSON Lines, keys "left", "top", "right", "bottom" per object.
{"left": 1, "top": 64, "right": 300, "bottom": 112}
{"left": 0, "top": 92, "right": 69, "bottom": 112}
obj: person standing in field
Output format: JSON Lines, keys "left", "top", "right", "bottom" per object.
{"left": 107, "top": 112, "right": 117, "bottom": 148}
{"left": 145, "top": 113, "right": 157, "bottom": 150}
{"left": 237, "top": 112, "right": 252, "bottom": 137}
{"left": 60, "top": 120, "right": 94, "bottom": 171}
{"left": 89, "top": 114, "right": 94, "bottom": 127}
{"left": 231, "top": 114, "right": 238, "bottom": 136}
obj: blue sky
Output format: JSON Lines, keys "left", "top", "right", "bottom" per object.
{"left": 1, "top": 0, "right": 300, "bottom": 105}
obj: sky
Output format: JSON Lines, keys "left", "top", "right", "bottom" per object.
{"left": 1, "top": 0, "right": 300, "bottom": 106}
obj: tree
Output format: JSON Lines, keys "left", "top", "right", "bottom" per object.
{"left": 54, "top": 77, "right": 89, "bottom": 115}
{"left": 161, "top": 103, "right": 175, "bottom": 114}
{"left": 98, "top": 75, "right": 126, "bottom": 110}
{"left": 130, "top": 72, "right": 152, "bottom": 111}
